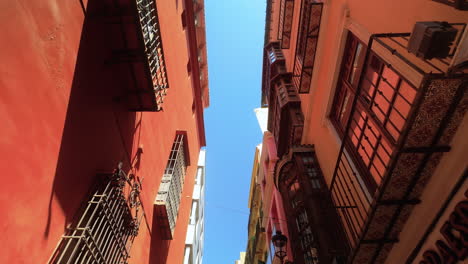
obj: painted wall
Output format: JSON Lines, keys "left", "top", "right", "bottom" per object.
{"left": 183, "top": 149, "right": 206, "bottom": 264}
{"left": 264, "top": 0, "right": 467, "bottom": 263}
{"left": 259, "top": 132, "right": 292, "bottom": 261}
{"left": 0, "top": 0, "right": 206, "bottom": 263}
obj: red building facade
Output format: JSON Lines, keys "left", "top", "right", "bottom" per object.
{"left": 0, "top": 0, "right": 208, "bottom": 263}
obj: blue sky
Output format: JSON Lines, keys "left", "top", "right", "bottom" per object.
{"left": 203, "top": 0, "right": 266, "bottom": 263}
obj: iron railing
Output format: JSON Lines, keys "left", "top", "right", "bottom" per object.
{"left": 293, "top": 1, "right": 323, "bottom": 93}
{"left": 49, "top": 165, "right": 143, "bottom": 264}
{"left": 277, "top": 0, "right": 294, "bottom": 49}
{"left": 370, "top": 23, "right": 467, "bottom": 77}
{"left": 329, "top": 34, "right": 430, "bottom": 252}
{"left": 330, "top": 149, "right": 373, "bottom": 249}
{"left": 155, "top": 133, "right": 187, "bottom": 240}
{"left": 330, "top": 25, "right": 467, "bottom": 262}
{"left": 136, "top": 0, "right": 168, "bottom": 111}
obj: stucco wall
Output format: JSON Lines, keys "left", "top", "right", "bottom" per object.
{"left": 0, "top": 0, "right": 204, "bottom": 263}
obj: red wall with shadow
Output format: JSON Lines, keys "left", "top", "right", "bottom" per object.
{"left": 0, "top": 0, "right": 203, "bottom": 263}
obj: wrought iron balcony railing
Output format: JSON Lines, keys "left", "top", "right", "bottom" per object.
{"left": 330, "top": 24, "right": 467, "bottom": 263}
{"left": 293, "top": 1, "right": 323, "bottom": 93}
{"left": 278, "top": 0, "right": 295, "bottom": 49}
{"left": 108, "top": 0, "right": 169, "bottom": 111}
{"left": 48, "top": 164, "right": 143, "bottom": 264}
{"left": 136, "top": 0, "right": 168, "bottom": 111}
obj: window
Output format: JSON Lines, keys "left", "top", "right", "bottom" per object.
{"left": 278, "top": 152, "right": 327, "bottom": 264}
{"left": 302, "top": 155, "right": 321, "bottom": 189}
{"left": 278, "top": 0, "right": 295, "bottom": 49}
{"left": 154, "top": 132, "right": 189, "bottom": 240}
{"left": 292, "top": 1, "right": 323, "bottom": 93}
{"left": 330, "top": 33, "right": 417, "bottom": 187}
{"left": 49, "top": 167, "right": 143, "bottom": 263}
{"left": 136, "top": 0, "right": 168, "bottom": 110}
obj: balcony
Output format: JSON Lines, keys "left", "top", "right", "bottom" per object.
{"left": 330, "top": 24, "right": 468, "bottom": 263}
{"left": 262, "top": 43, "right": 304, "bottom": 158}
{"left": 293, "top": 1, "right": 323, "bottom": 93}
{"left": 262, "top": 42, "right": 287, "bottom": 105}
{"left": 278, "top": 0, "right": 295, "bottom": 49}
{"left": 432, "top": 0, "right": 468, "bottom": 10}
{"left": 102, "top": 0, "right": 169, "bottom": 111}
{"left": 268, "top": 75, "right": 304, "bottom": 158}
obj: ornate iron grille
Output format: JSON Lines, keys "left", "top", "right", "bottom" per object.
{"left": 136, "top": 0, "right": 168, "bottom": 111}
{"left": 277, "top": 0, "right": 294, "bottom": 49}
{"left": 293, "top": 1, "right": 323, "bottom": 93}
{"left": 49, "top": 165, "right": 143, "bottom": 264}
{"left": 155, "top": 133, "right": 187, "bottom": 240}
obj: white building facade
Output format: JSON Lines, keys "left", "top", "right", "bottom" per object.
{"left": 183, "top": 149, "right": 206, "bottom": 264}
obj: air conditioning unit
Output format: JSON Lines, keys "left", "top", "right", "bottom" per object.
{"left": 407, "top": 21, "right": 458, "bottom": 60}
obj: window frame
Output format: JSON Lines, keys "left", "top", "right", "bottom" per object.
{"left": 278, "top": 153, "right": 327, "bottom": 264}
{"left": 330, "top": 32, "right": 418, "bottom": 191}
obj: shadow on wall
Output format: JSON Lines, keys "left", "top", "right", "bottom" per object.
{"left": 43, "top": 0, "right": 173, "bottom": 262}
{"left": 149, "top": 215, "right": 172, "bottom": 264}
{"left": 43, "top": 0, "right": 138, "bottom": 238}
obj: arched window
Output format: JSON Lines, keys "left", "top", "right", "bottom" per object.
{"left": 276, "top": 148, "right": 348, "bottom": 264}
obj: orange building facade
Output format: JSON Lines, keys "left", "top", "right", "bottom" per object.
{"left": 0, "top": 0, "right": 208, "bottom": 263}
{"left": 256, "top": 0, "right": 467, "bottom": 263}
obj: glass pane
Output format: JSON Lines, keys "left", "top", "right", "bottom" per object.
{"left": 349, "top": 43, "right": 363, "bottom": 85}
{"left": 311, "top": 179, "right": 321, "bottom": 189}
{"left": 339, "top": 89, "right": 352, "bottom": 126}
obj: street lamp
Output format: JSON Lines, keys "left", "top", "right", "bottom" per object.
{"left": 272, "top": 231, "right": 288, "bottom": 263}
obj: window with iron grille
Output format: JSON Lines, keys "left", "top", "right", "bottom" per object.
{"left": 292, "top": 1, "right": 323, "bottom": 93}
{"left": 154, "top": 133, "right": 188, "bottom": 240}
{"left": 277, "top": 0, "right": 294, "bottom": 49}
{"left": 330, "top": 33, "right": 418, "bottom": 190}
{"left": 136, "top": 0, "right": 168, "bottom": 110}
{"left": 48, "top": 167, "right": 143, "bottom": 264}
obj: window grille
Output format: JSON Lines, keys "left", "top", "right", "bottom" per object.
{"left": 136, "top": 0, "right": 168, "bottom": 111}
{"left": 155, "top": 133, "right": 188, "bottom": 240}
{"left": 49, "top": 165, "right": 143, "bottom": 264}
{"left": 277, "top": 0, "right": 294, "bottom": 49}
{"left": 292, "top": 1, "right": 323, "bottom": 93}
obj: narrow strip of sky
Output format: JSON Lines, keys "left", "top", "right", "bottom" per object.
{"left": 203, "top": 0, "right": 266, "bottom": 263}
